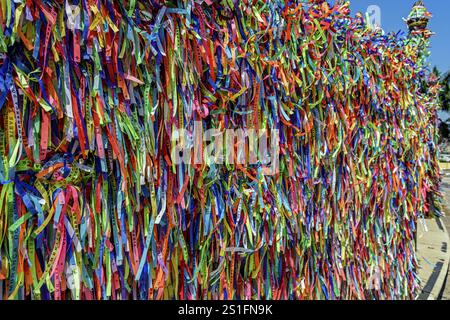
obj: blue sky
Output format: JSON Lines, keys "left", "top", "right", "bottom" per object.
{"left": 350, "top": 0, "right": 450, "bottom": 73}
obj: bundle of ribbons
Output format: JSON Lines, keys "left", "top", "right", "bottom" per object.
{"left": 0, "top": 0, "right": 441, "bottom": 300}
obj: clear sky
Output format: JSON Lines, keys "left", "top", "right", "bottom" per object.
{"left": 350, "top": 0, "right": 450, "bottom": 73}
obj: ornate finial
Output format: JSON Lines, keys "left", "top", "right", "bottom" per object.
{"left": 406, "top": 0, "right": 432, "bottom": 32}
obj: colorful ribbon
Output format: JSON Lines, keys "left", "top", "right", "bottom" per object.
{"left": 0, "top": 0, "right": 441, "bottom": 300}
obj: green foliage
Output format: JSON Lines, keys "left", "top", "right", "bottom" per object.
{"left": 439, "top": 122, "right": 450, "bottom": 142}
{"left": 440, "top": 71, "right": 450, "bottom": 111}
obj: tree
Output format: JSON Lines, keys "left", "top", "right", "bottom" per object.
{"left": 439, "top": 122, "right": 450, "bottom": 142}
{"left": 440, "top": 71, "right": 450, "bottom": 111}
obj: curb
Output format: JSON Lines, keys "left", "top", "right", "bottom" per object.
{"left": 416, "top": 216, "right": 450, "bottom": 300}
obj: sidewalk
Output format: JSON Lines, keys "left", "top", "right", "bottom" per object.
{"left": 416, "top": 216, "right": 450, "bottom": 299}
{"left": 439, "top": 216, "right": 450, "bottom": 299}
{"left": 416, "top": 175, "right": 450, "bottom": 300}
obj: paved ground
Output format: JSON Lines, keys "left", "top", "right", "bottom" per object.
{"left": 439, "top": 216, "right": 450, "bottom": 299}
{"left": 438, "top": 176, "right": 450, "bottom": 300}
{"left": 414, "top": 175, "right": 450, "bottom": 300}
{"left": 416, "top": 215, "right": 449, "bottom": 300}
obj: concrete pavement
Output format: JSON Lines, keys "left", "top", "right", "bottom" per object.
{"left": 438, "top": 215, "right": 450, "bottom": 299}
{"left": 415, "top": 175, "right": 450, "bottom": 300}
{"left": 435, "top": 175, "right": 450, "bottom": 300}
{"left": 416, "top": 216, "right": 450, "bottom": 300}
